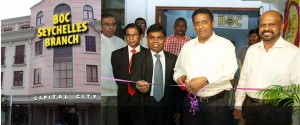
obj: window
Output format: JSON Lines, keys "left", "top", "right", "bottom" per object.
{"left": 14, "top": 45, "right": 25, "bottom": 64}
{"left": 34, "top": 68, "right": 42, "bottom": 85}
{"left": 2, "top": 27, "right": 13, "bottom": 32}
{"left": 35, "top": 40, "right": 43, "bottom": 56}
{"left": 1, "top": 47, "right": 5, "bottom": 65}
{"left": 85, "top": 36, "right": 96, "bottom": 52}
{"left": 36, "top": 11, "right": 44, "bottom": 26}
{"left": 1, "top": 72, "right": 3, "bottom": 87}
{"left": 13, "top": 71, "right": 23, "bottom": 86}
{"left": 83, "top": 5, "right": 93, "bottom": 19}
{"left": 86, "top": 65, "right": 98, "bottom": 82}
{"left": 54, "top": 3, "right": 71, "bottom": 15}
{"left": 20, "top": 25, "right": 30, "bottom": 30}
{"left": 53, "top": 46, "right": 73, "bottom": 88}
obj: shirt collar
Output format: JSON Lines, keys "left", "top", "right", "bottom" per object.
{"left": 193, "top": 32, "right": 216, "bottom": 46}
{"left": 128, "top": 45, "right": 141, "bottom": 52}
{"left": 150, "top": 50, "right": 165, "bottom": 58}
{"left": 257, "top": 36, "right": 285, "bottom": 49}
{"left": 101, "top": 33, "right": 114, "bottom": 39}
{"left": 171, "top": 34, "right": 189, "bottom": 40}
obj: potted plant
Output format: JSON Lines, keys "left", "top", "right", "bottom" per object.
{"left": 257, "top": 84, "right": 300, "bottom": 113}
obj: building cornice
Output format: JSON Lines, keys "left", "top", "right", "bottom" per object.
{"left": 1, "top": 28, "right": 37, "bottom": 42}
{"left": 1, "top": 16, "right": 31, "bottom": 26}
{"left": 89, "top": 20, "right": 101, "bottom": 32}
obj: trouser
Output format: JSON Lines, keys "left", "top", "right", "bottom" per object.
{"left": 182, "top": 91, "right": 229, "bottom": 125}
{"left": 101, "top": 96, "right": 118, "bottom": 125}
{"left": 242, "top": 96, "right": 293, "bottom": 125}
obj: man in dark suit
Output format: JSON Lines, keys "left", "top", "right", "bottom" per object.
{"left": 130, "top": 24, "right": 182, "bottom": 125}
{"left": 111, "top": 23, "right": 147, "bottom": 125}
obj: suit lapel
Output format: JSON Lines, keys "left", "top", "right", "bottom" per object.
{"left": 164, "top": 51, "right": 172, "bottom": 85}
{"left": 123, "top": 47, "right": 130, "bottom": 69}
{"left": 145, "top": 50, "right": 153, "bottom": 82}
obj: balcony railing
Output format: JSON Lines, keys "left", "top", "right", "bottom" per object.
{"left": 14, "top": 55, "right": 25, "bottom": 64}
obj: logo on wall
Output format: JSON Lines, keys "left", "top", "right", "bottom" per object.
{"left": 37, "top": 12, "right": 88, "bottom": 47}
{"left": 283, "top": 0, "right": 299, "bottom": 47}
{"left": 214, "top": 14, "right": 248, "bottom": 29}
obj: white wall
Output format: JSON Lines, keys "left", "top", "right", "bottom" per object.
{"left": 125, "top": 0, "right": 287, "bottom": 26}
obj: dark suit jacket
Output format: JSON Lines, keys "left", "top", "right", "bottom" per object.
{"left": 111, "top": 46, "right": 147, "bottom": 106}
{"left": 130, "top": 49, "right": 180, "bottom": 125}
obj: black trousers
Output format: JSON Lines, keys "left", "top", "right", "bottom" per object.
{"left": 182, "top": 91, "right": 229, "bottom": 125}
{"left": 242, "top": 96, "right": 293, "bottom": 125}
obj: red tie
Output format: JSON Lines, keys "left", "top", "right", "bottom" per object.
{"left": 128, "top": 49, "right": 136, "bottom": 96}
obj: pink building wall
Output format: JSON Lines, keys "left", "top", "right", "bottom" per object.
{"left": 29, "top": 0, "right": 101, "bottom": 94}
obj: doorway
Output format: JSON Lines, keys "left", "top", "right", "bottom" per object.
{"left": 58, "top": 106, "right": 78, "bottom": 125}
{"left": 156, "top": 7, "right": 260, "bottom": 55}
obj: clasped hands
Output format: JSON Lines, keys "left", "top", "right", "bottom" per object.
{"left": 136, "top": 80, "right": 149, "bottom": 93}
{"left": 176, "top": 75, "right": 208, "bottom": 94}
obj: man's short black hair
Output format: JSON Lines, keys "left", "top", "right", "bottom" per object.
{"left": 147, "top": 24, "right": 166, "bottom": 37}
{"left": 135, "top": 17, "right": 147, "bottom": 26}
{"left": 192, "top": 8, "right": 214, "bottom": 22}
{"left": 249, "top": 28, "right": 259, "bottom": 36}
{"left": 175, "top": 17, "right": 187, "bottom": 25}
{"left": 124, "top": 23, "right": 143, "bottom": 35}
{"left": 101, "top": 13, "right": 115, "bottom": 23}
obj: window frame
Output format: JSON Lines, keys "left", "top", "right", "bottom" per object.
{"left": 83, "top": 5, "right": 94, "bottom": 19}
{"left": 13, "top": 71, "right": 24, "bottom": 86}
{"left": 35, "top": 40, "right": 43, "bottom": 56}
{"left": 86, "top": 65, "right": 98, "bottom": 83}
{"left": 85, "top": 36, "right": 96, "bottom": 52}
{"left": 1, "top": 47, "right": 5, "bottom": 65}
{"left": 14, "top": 45, "right": 25, "bottom": 64}
{"left": 36, "top": 11, "right": 44, "bottom": 26}
{"left": 33, "top": 68, "right": 42, "bottom": 85}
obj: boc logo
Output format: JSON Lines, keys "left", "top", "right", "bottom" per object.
{"left": 218, "top": 15, "right": 242, "bottom": 27}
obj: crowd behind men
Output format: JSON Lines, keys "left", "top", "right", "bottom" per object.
{"left": 101, "top": 8, "right": 300, "bottom": 125}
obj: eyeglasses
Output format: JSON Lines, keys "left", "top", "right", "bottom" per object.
{"left": 136, "top": 23, "right": 145, "bottom": 27}
{"left": 101, "top": 22, "right": 116, "bottom": 27}
{"left": 126, "top": 34, "right": 139, "bottom": 38}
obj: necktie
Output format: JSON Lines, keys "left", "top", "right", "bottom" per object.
{"left": 153, "top": 54, "right": 163, "bottom": 102}
{"left": 128, "top": 49, "right": 136, "bottom": 96}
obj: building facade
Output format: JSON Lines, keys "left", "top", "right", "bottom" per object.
{"left": 1, "top": 0, "right": 101, "bottom": 125}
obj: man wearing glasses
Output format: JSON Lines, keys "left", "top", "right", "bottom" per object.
{"left": 101, "top": 13, "right": 126, "bottom": 125}
{"left": 135, "top": 17, "right": 148, "bottom": 48}
{"left": 111, "top": 23, "right": 147, "bottom": 125}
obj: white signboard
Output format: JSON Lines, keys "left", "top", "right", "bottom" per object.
{"left": 214, "top": 14, "right": 248, "bottom": 29}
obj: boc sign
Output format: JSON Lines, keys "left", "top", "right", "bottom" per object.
{"left": 214, "top": 14, "right": 248, "bottom": 29}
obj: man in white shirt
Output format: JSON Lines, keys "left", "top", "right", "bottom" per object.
{"left": 101, "top": 13, "right": 126, "bottom": 125}
{"left": 233, "top": 10, "right": 300, "bottom": 125}
{"left": 135, "top": 17, "right": 148, "bottom": 48}
{"left": 173, "top": 8, "right": 237, "bottom": 125}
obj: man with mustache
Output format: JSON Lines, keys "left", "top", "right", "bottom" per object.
{"left": 101, "top": 13, "right": 126, "bottom": 125}
{"left": 233, "top": 10, "right": 300, "bottom": 125}
{"left": 164, "top": 17, "right": 192, "bottom": 56}
{"left": 174, "top": 8, "right": 238, "bottom": 125}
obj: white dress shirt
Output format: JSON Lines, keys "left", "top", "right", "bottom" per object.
{"left": 140, "top": 36, "right": 148, "bottom": 48}
{"left": 150, "top": 50, "right": 166, "bottom": 96}
{"left": 235, "top": 37, "right": 300, "bottom": 109}
{"left": 173, "top": 32, "right": 238, "bottom": 97}
{"left": 128, "top": 45, "right": 141, "bottom": 61}
{"left": 234, "top": 36, "right": 300, "bottom": 109}
{"left": 101, "top": 34, "right": 126, "bottom": 96}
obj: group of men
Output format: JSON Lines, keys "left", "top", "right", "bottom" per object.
{"left": 101, "top": 8, "right": 300, "bottom": 125}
